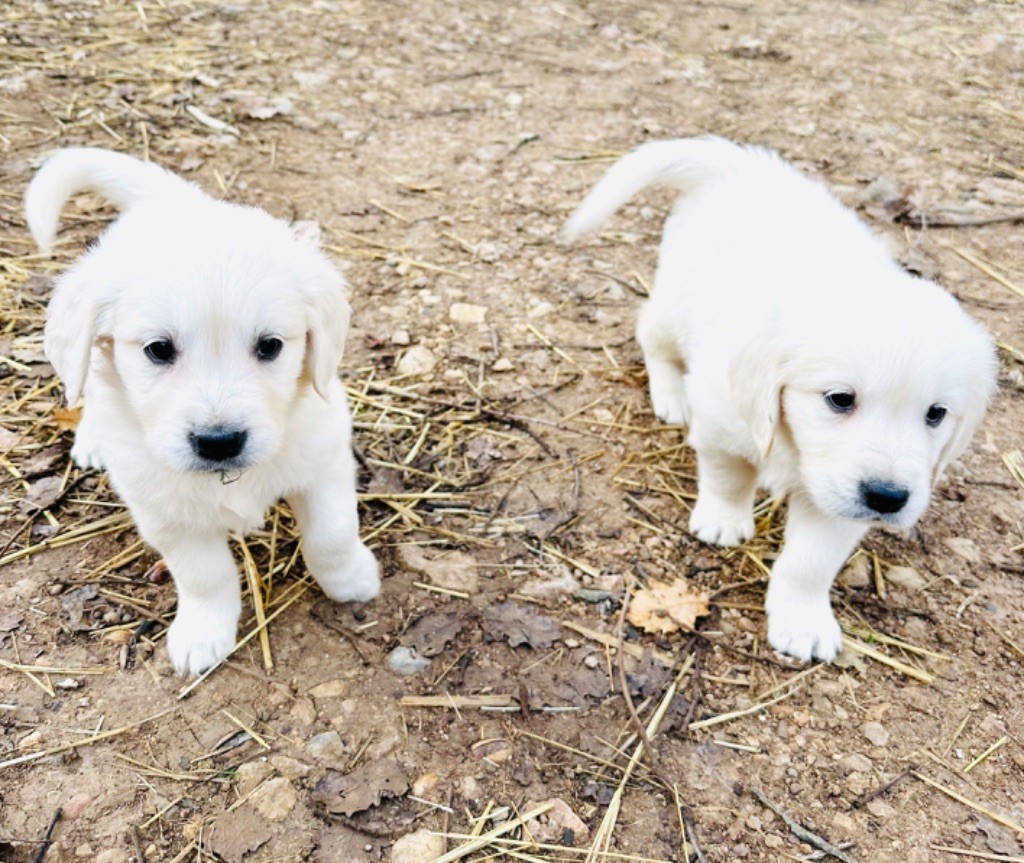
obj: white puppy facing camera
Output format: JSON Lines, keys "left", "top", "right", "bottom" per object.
{"left": 26, "top": 149, "right": 380, "bottom": 675}
{"left": 563, "top": 137, "right": 996, "bottom": 662}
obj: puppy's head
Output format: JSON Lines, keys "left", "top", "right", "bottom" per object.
{"left": 730, "top": 275, "right": 995, "bottom": 527}
{"left": 45, "top": 200, "right": 350, "bottom": 474}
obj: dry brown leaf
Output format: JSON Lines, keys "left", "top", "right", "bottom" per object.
{"left": 627, "top": 580, "right": 710, "bottom": 635}
{"left": 52, "top": 405, "right": 82, "bottom": 431}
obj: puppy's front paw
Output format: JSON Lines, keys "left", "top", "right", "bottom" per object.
{"left": 314, "top": 543, "right": 381, "bottom": 604}
{"left": 166, "top": 604, "right": 239, "bottom": 675}
{"left": 70, "top": 432, "right": 104, "bottom": 471}
{"left": 765, "top": 591, "right": 842, "bottom": 662}
{"left": 689, "top": 496, "right": 755, "bottom": 547}
{"left": 650, "top": 388, "right": 689, "bottom": 426}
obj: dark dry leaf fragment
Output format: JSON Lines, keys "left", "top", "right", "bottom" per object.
{"left": 312, "top": 759, "right": 409, "bottom": 817}
{"left": 19, "top": 475, "right": 63, "bottom": 513}
{"left": 482, "top": 601, "right": 560, "bottom": 649}
{"left": 401, "top": 611, "right": 464, "bottom": 657}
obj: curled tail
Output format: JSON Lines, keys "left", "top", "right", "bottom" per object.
{"left": 560, "top": 135, "right": 757, "bottom": 243}
{"left": 25, "top": 148, "right": 196, "bottom": 254}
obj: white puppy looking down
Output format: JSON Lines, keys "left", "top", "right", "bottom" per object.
{"left": 26, "top": 149, "right": 380, "bottom": 675}
{"left": 562, "top": 137, "right": 996, "bottom": 662}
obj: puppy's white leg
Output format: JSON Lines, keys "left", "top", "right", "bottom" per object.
{"left": 70, "top": 405, "right": 104, "bottom": 470}
{"left": 637, "top": 303, "right": 689, "bottom": 425}
{"left": 152, "top": 530, "right": 242, "bottom": 675}
{"left": 288, "top": 456, "right": 380, "bottom": 604}
{"left": 765, "top": 492, "right": 867, "bottom": 663}
{"left": 689, "top": 448, "right": 757, "bottom": 546}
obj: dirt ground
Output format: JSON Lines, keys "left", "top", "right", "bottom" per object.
{"left": 1, "top": 1, "right": 1023, "bottom": 861}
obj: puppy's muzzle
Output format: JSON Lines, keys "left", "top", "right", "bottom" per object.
{"left": 189, "top": 427, "right": 248, "bottom": 463}
{"left": 859, "top": 479, "right": 910, "bottom": 515}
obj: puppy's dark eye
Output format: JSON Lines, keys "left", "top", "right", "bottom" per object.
{"left": 824, "top": 390, "right": 856, "bottom": 413}
{"left": 255, "top": 336, "right": 283, "bottom": 362}
{"left": 926, "top": 404, "right": 948, "bottom": 427}
{"left": 144, "top": 339, "right": 177, "bottom": 365}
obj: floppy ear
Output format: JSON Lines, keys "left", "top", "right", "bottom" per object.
{"left": 934, "top": 329, "right": 997, "bottom": 481}
{"left": 729, "top": 337, "right": 785, "bottom": 457}
{"left": 304, "top": 269, "right": 351, "bottom": 399}
{"left": 43, "top": 260, "right": 109, "bottom": 405}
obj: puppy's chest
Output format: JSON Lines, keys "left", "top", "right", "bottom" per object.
{"left": 209, "top": 482, "right": 277, "bottom": 534}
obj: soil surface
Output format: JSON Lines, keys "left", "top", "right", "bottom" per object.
{"left": 1, "top": 2, "right": 1023, "bottom": 862}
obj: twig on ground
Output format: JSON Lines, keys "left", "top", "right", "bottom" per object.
{"left": 750, "top": 787, "right": 857, "bottom": 863}
{"left": 615, "top": 581, "right": 674, "bottom": 792}
{"left": 30, "top": 808, "right": 62, "bottom": 863}
{"left": 851, "top": 765, "right": 916, "bottom": 809}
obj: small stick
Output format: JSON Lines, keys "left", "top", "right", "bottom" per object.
{"left": 615, "top": 583, "right": 674, "bottom": 792}
{"left": 238, "top": 539, "right": 272, "bottom": 671}
{"left": 930, "top": 845, "right": 1024, "bottom": 862}
{"left": 680, "top": 805, "right": 710, "bottom": 863}
{"left": 129, "top": 824, "right": 146, "bottom": 863}
{"left": 430, "top": 802, "right": 553, "bottom": 863}
{"left": 851, "top": 765, "right": 915, "bottom": 809}
{"left": 750, "top": 788, "right": 857, "bottom": 863}
{"left": 913, "top": 772, "right": 1024, "bottom": 835}
{"left": 31, "top": 807, "right": 62, "bottom": 863}
{"left": 0, "top": 707, "right": 178, "bottom": 770}
{"left": 964, "top": 736, "right": 1009, "bottom": 774}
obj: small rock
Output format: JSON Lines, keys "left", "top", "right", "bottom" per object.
{"left": 396, "top": 345, "right": 437, "bottom": 376}
{"left": 583, "top": 655, "right": 600, "bottom": 669}
{"left": 527, "top": 300, "right": 554, "bottom": 319}
{"left": 95, "top": 851, "right": 129, "bottom": 863}
{"left": 832, "top": 812, "right": 857, "bottom": 833}
{"left": 460, "top": 776, "right": 482, "bottom": 800}
{"left": 249, "top": 777, "right": 297, "bottom": 822}
{"left": 839, "top": 753, "right": 873, "bottom": 774}
{"left": 525, "top": 798, "right": 590, "bottom": 844}
{"left": 492, "top": 357, "right": 514, "bottom": 372}
{"left": 307, "top": 730, "right": 347, "bottom": 763}
{"left": 309, "top": 679, "right": 348, "bottom": 698}
{"left": 271, "top": 755, "right": 312, "bottom": 780}
{"left": 289, "top": 697, "right": 316, "bottom": 726}
{"left": 521, "top": 570, "right": 580, "bottom": 599}
{"left": 866, "top": 799, "right": 897, "bottom": 819}
{"left": 764, "top": 834, "right": 784, "bottom": 849}
{"left": 839, "top": 556, "right": 871, "bottom": 589}
{"left": 63, "top": 792, "right": 93, "bottom": 820}
{"left": 411, "top": 772, "right": 440, "bottom": 797}
{"left": 235, "top": 760, "right": 275, "bottom": 796}
{"left": 18, "top": 729, "right": 42, "bottom": 750}
{"left": 390, "top": 829, "right": 446, "bottom": 863}
{"left": 863, "top": 721, "right": 890, "bottom": 747}
{"left": 75, "top": 844, "right": 93, "bottom": 858}
{"left": 944, "top": 537, "right": 981, "bottom": 564}
{"left": 391, "top": 328, "right": 411, "bottom": 346}
{"left": 886, "top": 566, "right": 927, "bottom": 591}
{"left": 397, "top": 544, "right": 479, "bottom": 593}
{"left": 449, "top": 302, "right": 488, "bottom": 324}
{"left": 387, "top": 646, "right": 431, "bottom": 675}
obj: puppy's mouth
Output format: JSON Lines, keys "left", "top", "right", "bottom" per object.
{"left": 187, "top": 456, "right": 252, "bottom": 476}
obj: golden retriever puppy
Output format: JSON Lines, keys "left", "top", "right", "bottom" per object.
{"left": 562, "top": 137, "right": 995, "bottom": 662}
{"left": 26, "top": 149, "right": 380, "bottom": 674}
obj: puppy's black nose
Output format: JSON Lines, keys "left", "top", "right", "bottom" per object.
{"left": 860, "top": 480, "right": 910, "bottom": 514}
{"left": 190, "top": 427, "right": 247, "bottom": 462}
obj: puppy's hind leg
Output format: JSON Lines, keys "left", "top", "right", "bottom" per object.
{"left": 764, "top": 491, "right": 868, "bottom": 663}
{"left": 689, "top": 447, "right": 758, "bottom": 546}
{"left": 288, "top": 453, "right": 380, "bottom": 605}
{"left": 637, "top": 302, "right": 689, "bottom": 425}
